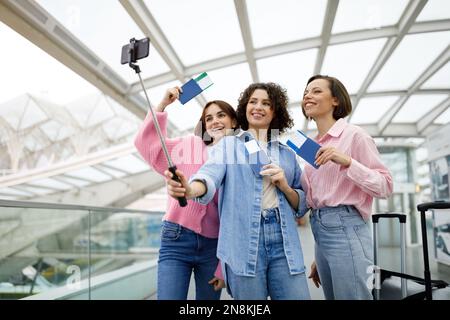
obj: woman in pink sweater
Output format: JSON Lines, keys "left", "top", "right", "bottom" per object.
{"left": 134, "top": 87, "right": 238, "bottom": 300}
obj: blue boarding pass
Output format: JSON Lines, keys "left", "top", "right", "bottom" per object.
{"left": 286, "top": 130, "right": 321, "bottom": 169}
{"left": 244, "top": 139, "right": 271, "bottom": 176}
{"left": 179, "top": 72, "right": 213, "bottom": 105}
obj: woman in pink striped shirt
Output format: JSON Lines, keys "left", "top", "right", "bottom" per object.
{"left": 300, "top": 75, "right": 393, "bottom": 300}
{"left": 134, "top": 87, "right": 238, "bottom": 300}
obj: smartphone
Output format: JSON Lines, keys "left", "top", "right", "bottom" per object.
{"left": 121, "top": 37, "right": 150, "bottom": 64}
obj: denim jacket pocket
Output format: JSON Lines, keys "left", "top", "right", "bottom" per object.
{"left": 161, "top": 221, "right": 181, "bottom": 241}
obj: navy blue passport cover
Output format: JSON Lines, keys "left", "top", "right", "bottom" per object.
{"left": 286, "top": 133, "right": 321, "bottom": 169}
{"left": 179, "top": 79, "right": 202, "bottom": 104}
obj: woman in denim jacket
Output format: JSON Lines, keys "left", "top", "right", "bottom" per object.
{"left": 165, "top": 82, "right": 311, "bottom": 300}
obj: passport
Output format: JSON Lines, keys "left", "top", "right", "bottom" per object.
{"left": 179, "top": 72, "right": 213, "bottom": 105}
{"left": 286, "top": 130, "right": 321, "bottom": 169}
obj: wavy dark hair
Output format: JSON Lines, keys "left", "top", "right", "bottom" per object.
{"left": 302, "top": 75, "right": 352, "bottom": 120}
{"left": 236, "top": 82, "right": 293, "bottom": 140}
{"left": 199, "top": 100, "right": 238, "bottom": 145}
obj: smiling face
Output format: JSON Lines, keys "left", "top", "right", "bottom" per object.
{"left": 302, "top": 78, "right": 338, "bottom": 121}
{"left": 203, "top": 103, "right": 236, "bottom": 142}
{"left": 245, "top": 89, "right": 274, "bottom": 131}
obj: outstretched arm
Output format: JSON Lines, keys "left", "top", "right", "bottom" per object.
{"left": 164, "top": 169, "right": 207, "bottom": 200}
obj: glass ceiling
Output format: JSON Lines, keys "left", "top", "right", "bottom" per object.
{"left": 203, "top": 63, "right": 253, "bottom": 107}
{"left": 145, "top": 0, "right": 245, "bottom": 66}
{"left": 37, "top": 0, "right": 170, "bottom": 81}
{"left": 369, "top": 31, "right": 450, "bottom": 92}
{"left": 257, "top": 49, "right": 318, "bottom": 102}
{"left": 321, "top": 38, "right": 387, "bottom": 95}
{"left": 332, "top": 0, "right": 409, "bottom": 33}
{"left": 0, "top": 0, "right": 449, "bottom": 202}
{"left": 247, "top": 0, "right": 327, "bottom": 48}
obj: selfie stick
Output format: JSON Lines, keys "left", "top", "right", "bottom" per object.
{"left": 127, "top": 38, "right": 187, "bottom": 207}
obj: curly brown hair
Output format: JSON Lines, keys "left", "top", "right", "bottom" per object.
{"left": 236, "top": 82, "right": 293, "bottom": 139}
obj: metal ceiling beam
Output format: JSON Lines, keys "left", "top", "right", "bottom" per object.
{"left": 20, "top": 183, "right": 64, "bottom": 192}
{"left": 129, "top": 72, "right": 176, "bottom": 94}
{"left": 181, "top": 52, "right": 247, "bottom": 84}
{"left": 0, "top": 0, "right": 181, "bottom": 137}
{"left": 409, "top": 45, "right": 450, "bottom": 93}
{"left": 52, "top": 176, "right": 80, "bottom": 188}
{"left": 351, "top": 0, "right": 428, "bottom": 121}
{"left": 378, "top": 44, "right": 450, "bottom": 134}
{"left": 96, "top": 163, "right": 131, "bottom": 175}
{"left": 91, "top": 165, "right": 116, "bottom": 179}
{"left": 130, "top": 52, "right": 248, "bottom": 94}
{"left": 420, "top": 122, "right": 446, "bottom": 137}
{"left": 234, "top": 0, "right": 259, "bottom": 82}
{"left": 359, "top": 88, "right": 450, "bottom": 97}
{"left": 410, "top": 18, "right": 450, "bottom": 34}
{"left": 119, "top": 0, "right": 184, "bottom": 78}
{"left": 0, "top": 0, "right": 149, "bottom": 119}
{"left": 132, "top": 17, "right": 446, "bottom": 93}
{"left": 59, "top": 174, "right": 96, "bottom": 184}
{"left": 313, "top": 0, "right": 339, "bottom": 75}
{"left": 9, "top": 186, "right": 38, "bottom": 197}
{"left": 417, "top": 96, "right": 450, "bottom": 133}
{"left": 288, "top": 89, "right": 450, "bottom": 108}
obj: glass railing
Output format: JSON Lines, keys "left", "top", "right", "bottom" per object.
{"left": 0, "top": 199, "right": 163, "bottom": 300}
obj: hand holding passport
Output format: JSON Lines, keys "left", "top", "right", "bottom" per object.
{"left": 179, "top": 72, "right": 213, "bottom": 104}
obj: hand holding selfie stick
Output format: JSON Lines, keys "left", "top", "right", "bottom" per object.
{"left": 123, "top": 38, "right": 187, "bottom": 207}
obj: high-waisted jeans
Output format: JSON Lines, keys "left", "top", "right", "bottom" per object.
{"left": 226, "top": 208, "right": 311, "bottom": 300}
{"left": 157, "top": 220, "right": 221, "bottom": 300}
{"left": 310, "top": 205, "right": 373, "bottom": 300}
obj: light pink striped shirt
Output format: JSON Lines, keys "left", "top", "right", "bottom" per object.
{"left": 300, "top": 118, "right": 393, "bottom": 221}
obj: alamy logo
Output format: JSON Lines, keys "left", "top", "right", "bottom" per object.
{"left": 66, "top": 265, "right": 81, "bottom": 290}
{"left": 366, "top": 264, "right": 381, "bottom": 290}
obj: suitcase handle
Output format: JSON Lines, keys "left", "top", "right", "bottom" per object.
{"left": 417, "top": 201, "right": 450, "bottom": 212}
{"left": 372, "top": 213, "right": 406, "bottom": 224}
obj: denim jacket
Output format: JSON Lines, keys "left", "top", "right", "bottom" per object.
{"left": 190, "top": 131, "right": 308, "bottom": 277}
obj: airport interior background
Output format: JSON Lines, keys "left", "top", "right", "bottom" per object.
{"left": 0, "top": 0, "right": 449, "bottom": 300}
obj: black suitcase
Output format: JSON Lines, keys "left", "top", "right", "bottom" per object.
{"left": 372, "top": 201, "right": 450, "bottom": 300}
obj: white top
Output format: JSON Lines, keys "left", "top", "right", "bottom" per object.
{"left": 259, "top": 141, "right": 279, "bottom": 210}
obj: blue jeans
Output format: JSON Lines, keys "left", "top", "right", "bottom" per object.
{"left": 310, "top": 205, "right": 373, "bottom": 300}
{"left": 157, "top": 221, "right": 221, "bottom": 300}
{"left": 225, "top": 208, "right": 311, "bottom": 300}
